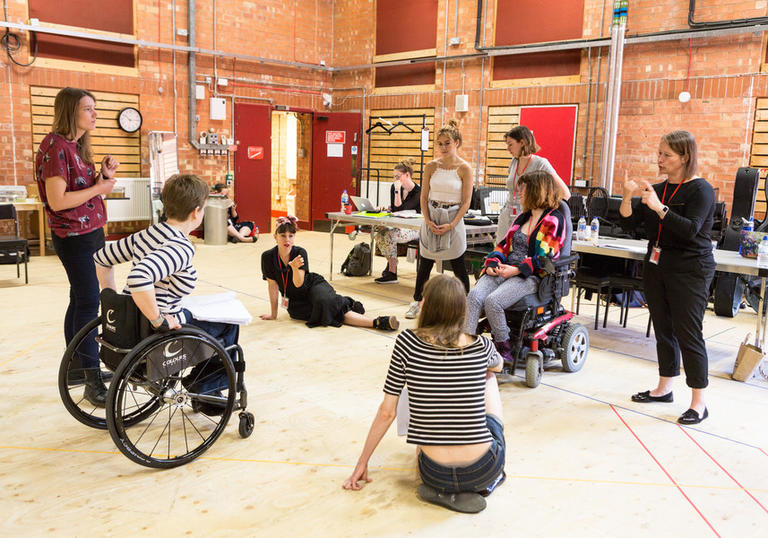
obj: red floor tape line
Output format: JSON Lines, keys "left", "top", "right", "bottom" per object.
{"left": 610, "top": 405, "right": 721, "bottom": 537}
{"left": 677, "top": 425, "right": 768, "bottom": 516}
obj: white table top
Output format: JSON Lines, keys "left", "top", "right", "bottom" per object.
{"left": 326, "top": 211, "right": 497, "bottom": 236}
{"left": 573, "top": 237, "right": 766, "bottom": 278}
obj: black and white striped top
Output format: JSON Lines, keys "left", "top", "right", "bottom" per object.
{"left": 384, "top": 329, "right": 502, "bottom": 446}
{"left": 93, "top": 222, "right": 197, "bottom": 322}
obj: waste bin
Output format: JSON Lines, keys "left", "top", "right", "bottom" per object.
{"left": 204, "top": 195, "right": 229, "bottom": 245}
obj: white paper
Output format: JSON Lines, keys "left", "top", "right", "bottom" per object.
{"left": 327, "top": 143, "right": 343, "bottom": 157}
{"left": 180, "top": 291, "right": 253, "bottom": 325}
{"left": 391, "top": 210, "right": 421, "bottom": 218}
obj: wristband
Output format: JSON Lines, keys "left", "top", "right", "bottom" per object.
{"left": 150, "top": 314, "right": 164, "bottom": 327}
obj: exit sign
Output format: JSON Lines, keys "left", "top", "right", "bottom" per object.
{"left": 325, "top": 131, "right": 346, "bottom": 144}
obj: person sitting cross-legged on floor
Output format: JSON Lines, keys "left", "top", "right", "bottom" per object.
{"left": 343, "top": 274, "right": 506, "bottom": 514}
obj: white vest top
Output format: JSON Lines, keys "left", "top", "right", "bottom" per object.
{"left": 428, "top": 167, "right": 463, "bottom": 204}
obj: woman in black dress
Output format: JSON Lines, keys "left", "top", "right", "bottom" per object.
{"left": 260, "top": 216, "right": 399, "bottom": 330}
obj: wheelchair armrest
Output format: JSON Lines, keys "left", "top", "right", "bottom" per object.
{"left": 537, "top": 254, "right": 579, "bottom": 275}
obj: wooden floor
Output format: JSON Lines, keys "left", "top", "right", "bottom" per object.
{"left": 1, "top": 230, "right": 767, "bottom": 537}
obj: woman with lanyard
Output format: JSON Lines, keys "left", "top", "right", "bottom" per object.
{"left": 464, "top": 171, "right": 567, "bottom": 361}
{"left": 496, "top": 126, "right": 570, "bottom": 242}
{"left": 35, "top": 87, "right": 119, "bottom": 407}
{"left": 260, "top": 216, "right": 399, "bottom": 331}
{"left": 620, "top": 130, "right": 716, "bottom": 425}
{"left": 405, "top": 120, "right": 473, "bottom": 320}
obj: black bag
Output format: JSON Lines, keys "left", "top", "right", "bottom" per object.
{"left": 340, "top": 242, "right": 371, "bottom": 276}
{"left": 99, "top": 289, "right": 152, "bottom": 371}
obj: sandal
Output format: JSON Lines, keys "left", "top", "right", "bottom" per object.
{"left": 417, "top": 484, "right": 487, "bottom": 514}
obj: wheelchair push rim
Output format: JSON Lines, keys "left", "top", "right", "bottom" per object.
{"left": 105, "top": 328, "right": 236, "bottom": 468}
{"left": 58, "top": 317, "right": 159, "bottom": 430}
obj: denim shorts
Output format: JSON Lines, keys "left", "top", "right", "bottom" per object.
{"left": 417, "top": 414, "right": 506, "bottom": 494}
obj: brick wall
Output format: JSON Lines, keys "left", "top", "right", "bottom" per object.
{"left": 3, "top": 0, "right": 768, "bottom": 218}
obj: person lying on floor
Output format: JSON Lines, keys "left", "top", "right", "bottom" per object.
{"left": 464, "top": 170, "right": 566, "bottom": 362}
{"left": 260, "top": 215, "right": 399, "bottom": 331}
{"left": 343, "top": 274, "right": 506, "bottom": 514}
{"left": 211, "top": 182, "right": 258, "bottom": 243}
{"left": 93, "top": 174, "right": 238, "bottom": 412}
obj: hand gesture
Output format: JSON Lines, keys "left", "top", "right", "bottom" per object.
{"left": 101, "top": 155, "right": 120, "bottom": 179}
{"left": 165, "top": 314, "right": 181, "bottom": 330}
{"left": 640, "top": 180, "right": 663, "bottom": 212}
{"left": 433, "top": 223, "right": 452, "bottom": 236}
{"left": 393, "top": 178, "right": 402, "bottom": 193}
{"left": 496, "top": 263, "right": 517, "bottom": 279}
{"left": 342, "top": 462, "right": 371, "bottom": 490}
{"left": 96, "top": 173, "right": 117, "bottom": 196}
{"left": 288, "top": 255, "right": 304, "bottom": 271}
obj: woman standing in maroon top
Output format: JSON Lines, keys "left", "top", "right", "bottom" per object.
{"left": 35, "top": 87, "right": 119, "bottom": 406}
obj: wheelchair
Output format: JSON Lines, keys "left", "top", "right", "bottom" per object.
{"left": 479, "top": 201, "right": 590, "bottom": 388}
{"left": 58, "top": 289, "right": 254, "bottom": 468}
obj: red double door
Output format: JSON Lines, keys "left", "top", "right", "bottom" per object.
{"left": 234, "top": 104, "right": 361, "bottom": 233}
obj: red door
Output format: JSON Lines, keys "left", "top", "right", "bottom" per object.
{"left": 234, "top": 103, "right": 272, "bottom": 233}
{"left": 311, "top": 112, "right": 362, "bottom": 229}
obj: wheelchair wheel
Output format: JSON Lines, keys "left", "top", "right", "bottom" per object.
{"left": 559, "top": 323, "right": 589, "bottom": 373}
{"left": 239, "top": 412, "right": 255, "bottom": 438}
{"left": 106, "top": 328, "right": 236, "bottom": 468}
{"left": 58, "top": 317, "right": 159, "bottom": 430}
{"left": 525, "top": 351, "right": 543, "bottom": 388}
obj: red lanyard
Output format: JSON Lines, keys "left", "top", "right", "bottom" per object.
{"left": 277, "top": 253, "right": 290, "bottom": 295}
{"left": 655, "top": 180, "right": 684, "bottom": 244}
{"left": 511, "top": 156, "right": 532, "bottom": 202}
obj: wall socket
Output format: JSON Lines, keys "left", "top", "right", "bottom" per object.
{"left": 449, "top": 37, "right": 461, "bottom": 46}
{"left": 177, "top": 28, "right": 188, "bottom": 37}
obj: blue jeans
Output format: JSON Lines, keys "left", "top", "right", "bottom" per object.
{"left": 52, "top": 228, "right": 105, "bottom": 369}
{"left": 417, "top": 414, "right": 506, "bottom": 494}
{"left": 181, "top": 308, "right": 239, "bottom": 393}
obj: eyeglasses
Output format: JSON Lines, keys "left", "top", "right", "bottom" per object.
{"left": 393, "top": 173, "right": 404, "bottom": 180}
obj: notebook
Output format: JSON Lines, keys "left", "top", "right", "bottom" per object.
{"left": 350, "top": 195, "right": 376, "bottom": 212}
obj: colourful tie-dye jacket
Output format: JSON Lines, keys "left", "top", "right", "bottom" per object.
{"left": 484, "top": 208, "right": 566, "bottom": 278}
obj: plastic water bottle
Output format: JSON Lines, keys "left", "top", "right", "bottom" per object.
{"left": 577, "top": 216, "right": 587, "bottom": 241}
{"left": 590, "top": 216, "right": 600, "bottom": 245}
{"left": 341, "top": 189, "right": 349, "bottom": 212}
{"left": 758, "top": 236, "right": 768, "bottom": 269}
{"left": 740, "top": 217, "right": 755, "bottom": 255}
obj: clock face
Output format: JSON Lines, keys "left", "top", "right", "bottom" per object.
{"left": 118, "top": 107, "right": 142, "bottom": 133}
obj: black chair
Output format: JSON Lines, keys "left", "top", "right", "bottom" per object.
{"left": 0, "top": 204, "right": 29, "bottom": 284}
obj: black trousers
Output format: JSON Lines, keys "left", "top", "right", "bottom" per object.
{"left": 413, "top": 253, "right": 470, "bottom": 301}
{"left": 643, "top": 261, "right": 715, "bottom": 389}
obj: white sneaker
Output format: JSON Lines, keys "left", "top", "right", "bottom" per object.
{"left": 405, "top": 301, "right": 421, "bottom": 319}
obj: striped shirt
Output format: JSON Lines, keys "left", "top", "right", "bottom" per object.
{"left": 384, "top": 329, "right": 502, "bottom": 446}
{"left": 93, "top": 222, "right": 197, "bottom": 322}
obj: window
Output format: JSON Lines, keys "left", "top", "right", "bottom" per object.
{"left": 374, "top": 0, "right": 438, "bottom": 90}
{"left": 28, "top": 0, "right": 136, "bottom": 70}
{"left": 492, "top": 0, "right": 584, "bottom": 84}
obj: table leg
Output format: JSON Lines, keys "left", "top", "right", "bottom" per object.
{"left": 38, "top": 206, "right": 46, "bottom": 256}
{"left": 757, "top": 277, "right": 766, "bottom": 348}
{"left": 329, "top": 217, "right": 339, "bottom": 280}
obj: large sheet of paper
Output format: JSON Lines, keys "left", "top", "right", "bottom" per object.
{"left": 180, "top": 291, "right": 253, "bottom": 325}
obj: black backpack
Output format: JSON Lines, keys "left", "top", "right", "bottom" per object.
{"left": 340, "top": 242, "right": 371, "bottom": 276}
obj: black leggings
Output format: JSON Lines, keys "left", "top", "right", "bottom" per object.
{"left": 413, "top": 253, "right": 470, "bottom": 301}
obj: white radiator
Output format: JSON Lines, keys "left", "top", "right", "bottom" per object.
{"left": 107, "top": 178, "right": 151, "bottom": 222}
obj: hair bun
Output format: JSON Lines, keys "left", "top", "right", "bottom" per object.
{"left": 447, "top": 119, "right": 460, "bottom": 129}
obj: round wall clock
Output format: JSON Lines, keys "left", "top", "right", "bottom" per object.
{"left": 117, "top": 107, "right": 143, "bottom": 133}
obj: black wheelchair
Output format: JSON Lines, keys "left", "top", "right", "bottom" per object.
{"left": 58, "top": 289, "right": 254, "bottom": 468}
{"left": 479, "top": 201, "right": 589, "bottom": 388}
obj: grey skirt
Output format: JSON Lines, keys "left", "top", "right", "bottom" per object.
{"left": 419, "top": 204, "right": 466, "bottom": 260}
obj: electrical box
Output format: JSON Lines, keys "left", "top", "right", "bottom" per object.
{"left": 210, "top": 98, "right": 227, "bottom": 120}
{"left": 455, "top": 94, "right": 469, "bottom": 112}
{"left": 195, "top": 84, "right": 206, "bottom": 100}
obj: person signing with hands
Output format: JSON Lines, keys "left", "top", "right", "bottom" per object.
{"left": 619, "top": 130, "right": 716, "bottom": 425}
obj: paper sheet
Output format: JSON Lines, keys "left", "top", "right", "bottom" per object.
{"left": 180, "top": 291, "right": 253, "bottom": 325}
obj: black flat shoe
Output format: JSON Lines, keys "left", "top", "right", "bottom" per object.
{"left": 631, "top": 390, "right": 673, "bottom": 403}
{"left": 678, "top": 407, "right": 708, "bottom": 425}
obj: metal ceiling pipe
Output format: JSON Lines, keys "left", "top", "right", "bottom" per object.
{"left": 598, "top": 23, "right": 620, "bottom": 191}
{"left": 188, "top": 0, "right": 200, "bottom": 150}
{"left": 605, "top": 22, "right": 626, "bottom": 195}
